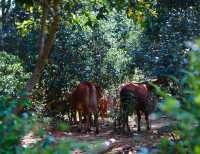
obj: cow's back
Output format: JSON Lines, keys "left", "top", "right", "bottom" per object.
{"left": 121, "top": 83, "right": 149, "bottom": 101}
{"left": 71, "top": 82, "right": 100, "bottom": 113}
{"left": 120, "top": 83, "right": 151, "bottom": 113}
{"left": 120, "top": 82, "right": 157, "bottom": 113}
{"left": 71, "top": 83, "right": 90, "bottom": 112}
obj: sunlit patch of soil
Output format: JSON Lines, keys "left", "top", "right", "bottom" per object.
{"left": 21, "top": 114, "right": 174, "bottom": 153}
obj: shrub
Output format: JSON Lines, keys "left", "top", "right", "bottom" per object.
{"left": 0, "top": 52, "right": 30, "bottom": 96}
{"left": 159, "top": 40, "right": 200, "bottom": 154}
{"left": 0, "top": 94, "right": 90, "bottom": 154}
{"left": 0, "top": 95, "right": 32, "bottom": 154}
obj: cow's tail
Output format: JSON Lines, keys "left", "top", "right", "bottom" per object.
{"left": 119, "top": 89, "right": 136, "bottom": 132}
{"left": 120, "top": 89, "right": 136, "bottom": 114}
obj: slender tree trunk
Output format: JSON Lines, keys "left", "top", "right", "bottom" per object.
{"left": 1, "top": 0, "right": 12, "bottom": 51}
{"left": 26, "top": 0, "right": 60, "bottom": 93}
{"left": 1, "top": 0, "right": 6, "bottom": 51}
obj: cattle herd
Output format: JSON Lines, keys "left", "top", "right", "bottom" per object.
{"left": 46, "top": 79, "right": 164, "bottom": 134}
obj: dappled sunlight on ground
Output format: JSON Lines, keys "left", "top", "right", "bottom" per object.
{"left": 21, "top": 114, "right": 174, "bottom": 153}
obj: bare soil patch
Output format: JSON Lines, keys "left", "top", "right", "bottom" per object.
{"left": 22, "top": 115, "right": 174, "bottom": 153}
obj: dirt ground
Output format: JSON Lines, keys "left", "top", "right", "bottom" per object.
{"left": 22, "top": 114, "right": 174, "bottom": 154}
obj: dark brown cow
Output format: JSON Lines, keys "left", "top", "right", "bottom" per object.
{"left": 120, "top": 82, "right": 158, "bottom": 133}
{"left": 70, "top": 81, "right": 103, "bottom": 134}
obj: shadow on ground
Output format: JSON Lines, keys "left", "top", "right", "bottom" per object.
{"left": 22, "top": 114, "right": 175, "bottom": 153}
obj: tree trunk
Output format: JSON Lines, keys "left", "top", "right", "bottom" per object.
{"left": 26, "top": 0, "right": 60, "bottom": 93}
{"left": 0, "top": 0, "right": 4, "bottom": 51}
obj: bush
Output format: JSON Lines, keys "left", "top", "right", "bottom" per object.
{"left": 0, "top": 52, "right": 30, "bottom": 96}
{"left": 0, "top": 94, "right": 90, "bottom": 154}
{"left": 0, "top": 95, "right": 33, "bottom": 154}
{"left": 159, "top": 40, "right": 200, "bottom": 154}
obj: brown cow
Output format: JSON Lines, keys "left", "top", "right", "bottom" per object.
{"left": 70, "top": 81, "right": 103, "bottom": 134}
{"left": 120, "top": 82, "right": 158, "bottom": 133}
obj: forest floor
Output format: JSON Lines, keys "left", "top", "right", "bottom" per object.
{"left": 22, "top": 114, "right": 175, "bottom": 154}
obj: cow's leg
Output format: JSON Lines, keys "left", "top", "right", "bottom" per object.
{"left": 121, "top": 113, "right": 125, "bottom": 133}
{"left": 69, "top": 111, "right": 73, "bottom": 124}
{"left": 118, "top": 112, "right": 122, "bottom": 130}
{"left": 81, "top": 114, "right": 88, "bottom": 133}
{"left": 101, "top": 114, "right": 105, "bottom": 125}
{"left": 87, "top": 114, "right": 92, "bottom": 131}
{"left": 136, "top": 110, "right": 141, "bottom": 131}
{"left": 122, "top": 111, "right": 127, "bottom": 133}
{"left": 120, "top": 109, "right": 124, "bottom": 133}
{"left": 72, "top": 111, "right": 77, "bottom": 124}
{"left": 79, "top": 112, "right": 84, "bottom": 132}
{"left": 89, "top": 113, "right": 93, "bottom": 127}
{"left": 118, "top": 114, "right": 121, "bottom": 130}
{"left": 85, "top": 114, "right": 90, "bottom": 133}
{"left": 94, "top": 112, "right": 99, "bottom": 134}
{"left": 126, "top": 114, "right": 130, "bottom": 133}
{"left": 113, "top": 113, "right": 118, "bottom": 131}
{"left": 145, "top": 112, "right": 150, "bottom": 130}
{"left": 122, "top": 111, "right": 130, "bottom": 134}
{"left": 67, "top": 108, "right": 72, "bottom": 124}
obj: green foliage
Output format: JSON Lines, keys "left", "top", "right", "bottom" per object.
{"left": 16, "top": 18, "right": 36, "bottom": 37}
{"left": 105, "top": 0, "right": 158, "bottom": 28}
{"left": 0, "top": 52, "right": 30, "bottom": 96}
{"left": 35, "top": 10, "right": 141, "bottom": 107}
{"left": 15, "top": 0, "right": 34, "bottom": 7}
{"left": 159, "top": 41, "right": 200, "bottom": 154}
{"left": 3, "top": 0, "right": 200, "bottom": 153}
{"left": 130, "top": 4, "right": 200, "bottom": 82}
{"left": 24, "top": 138, "right": 91, "bottom": 154}
{"left": 0, "top": 94, "right": 91, "bottom": 154}
{"left": 2, "top": 0, "right": 143, "bottom": 101}
{"left": 158, "top": 0, "right": 200, "bottom": 9}
{"left": 57, "top": 122, "right": 70, "bottom": 131}
{"left": 0, "top": 95, "right": 32, "bottom": 154}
